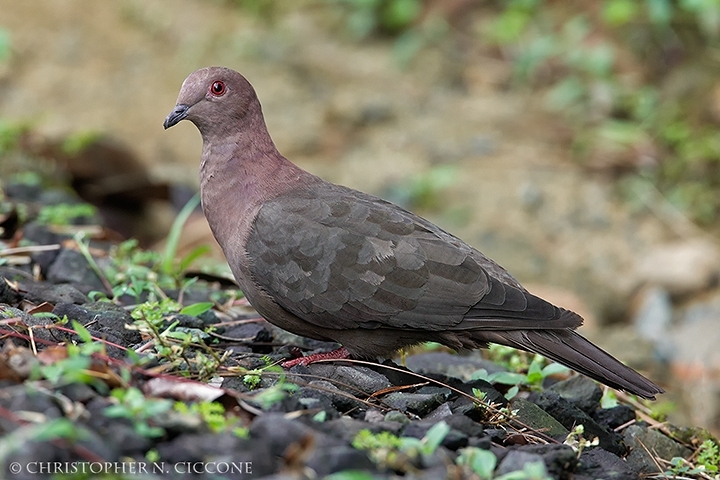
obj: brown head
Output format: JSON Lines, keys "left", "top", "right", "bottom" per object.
{"left": 163, "top": 67, "right": 262, "bottom": 141}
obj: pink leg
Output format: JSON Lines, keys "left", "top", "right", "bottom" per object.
{"left": 281, "top": 347, "right": 351, "bottom": 368}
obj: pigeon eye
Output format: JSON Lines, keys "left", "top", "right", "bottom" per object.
{"left": 210, "top": 81, "right": 226, "bottom": 96}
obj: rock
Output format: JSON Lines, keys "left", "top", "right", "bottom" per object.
{"left": 530, "top": 392, "right": 625, "bottom": 455}
{"left": 306, "top": 364, "right": 392, "bottom": 394}
{"left": 634, "top": 239, "right": 720, "bottom": 296}
{"left": 592, "top": 405, "right": 636, "bottom": 430}
{"left": 85, "top": 396, "right": 153, "bottom": 456}
{"left": 577, "top": 448, "right": 639, "bottom": 479}
{"left": 425, "top": 402, "right": 453, "bottom": 419}
{"left": 402, "top": 421, "right": 468, "bottom": 450}
{"left": 517, "top": 444, "right": 578, "bottom": 479}
{"left": 46, "top": 248, "right": 107, "bottom": 294}
{"left": 496, "top": 450, "right": 546, "bottom": 476}
{"left": 509, "top": 397, "right": 569, "bottom": 438}
{"left": 624, "top": 424, "right": 691, "bottom": 474}
{"left": 405, "top": 351, "right": 505, "bottom": 379}
{"left": 18, "top": 281, "right": 89, "bottom": 305}
{"left": 0, "top": 277, "right": 21, "bottom": 305}
{"left": 306, "top": 444, "right": 375, "bottom": 476}
{"left": 383, "top": 391, "right": 445, "bottom": 416}
{"left": 548, "top": 375, "right": 603, "bottom": 413}
{"left": 315, "top": 416, "right": 402, "bottom": 443}
{"left": 52, "top": 302, "right": 142, "bottom": 356}
{"left": 384, "top": 410, "right": 410, "bottom": 425}
{"left": 300, "top": 380, "right": 361, "bottom": 413}
{"left": 444, "top": 413, "right": 484, "bottom": 438}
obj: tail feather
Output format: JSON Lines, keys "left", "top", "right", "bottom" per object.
{"left": 472, "top": 329, "right": 664, "bottom": 399}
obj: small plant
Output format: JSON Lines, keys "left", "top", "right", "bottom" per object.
{"left": 33, "top": 320, "right": 108, "bottom": 391}
{"left": 173, "top": 400, "right": 247, "bottom": 436}
{"left": 250, "top": 381, "right": 299, "bottom": 409}
{"left": 456, "top": 447, "right": 497, "bottom": 479}
{"left": 472, "top": 354, "right": 568, "bottom": 399}
{"left": 695, "top": 439, "right": 720, "bottom": 474}
{"left": 129, "top": 298, "right": 228, "bottom": 380}
{"left": 352, "top": 421, "right": 450, "bottom": 468}
{"left": 564, "top": 425, "right": 599, "bottom": 457}
{"left": 104, "top": 387, "right": 172, "bottom": 438}
{"left": 37, "top": 202, "right": 98, "bottom": 226}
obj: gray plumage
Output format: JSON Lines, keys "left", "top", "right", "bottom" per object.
{"left": 164, "top": 66, "right": 663, "bottom": 399}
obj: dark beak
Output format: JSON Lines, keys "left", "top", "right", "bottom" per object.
{"left": 163, "top": 104, "right": 190, "bottom": 129}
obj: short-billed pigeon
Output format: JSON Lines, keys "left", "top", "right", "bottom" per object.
{"left": 164, "top": 67, "right": 663, "bottom": 399}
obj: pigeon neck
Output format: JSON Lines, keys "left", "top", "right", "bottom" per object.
{"left": 198, "top": 115, "right": 315, "bottom": 258}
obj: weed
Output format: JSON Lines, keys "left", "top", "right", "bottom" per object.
{"left": 173, "top": 401, "right": 247, "bottom": 435}
{"left": 104, "top": 387, "right": 172, "bottom": 438}
{"left": 32, "top": 320, "right": 108, "bottom": 391}
{"left": 129, "top": 298, "right": 228, "bottom": 380}
{"left": 36, "top": 203, "right": 98, "bottom": 226}
{"left": 472, "top": 354, "right": 568, "bottom": 399}
{"left": 564, "top": 425, "right": 599, "bottom": 457}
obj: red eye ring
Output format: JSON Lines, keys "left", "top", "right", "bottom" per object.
{"left": 210, "top": 81, "right": 226, "bottom": 96}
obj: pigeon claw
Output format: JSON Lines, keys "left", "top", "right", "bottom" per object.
{"left": 281, "top": 346, "right": 351, "bottom": 368}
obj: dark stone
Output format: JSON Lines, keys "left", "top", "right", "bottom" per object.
{"left": 401, "top": 421, "right": 468, "bottom": 451}
{"left": 513, "top": 444, "right": 578, "bottom": 479}
{"left": 0, "top": 277, "right": 21, "bottom": 305}
{"left": 300, "top": 379, "right": 363, "bottom": 413}
{"left": 53, "top": 302, "right": 142, "bottom": 356}
{"left": 5, "top": 182, "right": 42, "bottom": 202}
{"left": 405, "top": 351, "right": 505, "bottom": 377}
{"left": 592, "top": 405, "right": 636, "bottom": 430}
{"left": 155, "top": 432, "right": 275, "bottom": 477}
{"left": 623, "top": 424, "right": 691, "bottom": 475}
{"left": 531, "top": 392, "right": 625, "bottom": 456}
{"left": 510, "top": 397, "right": 569, "bottom": 438}
{"left": 496, "top": 450, "right": 545, "bottom": 476}
{"left": 85, "top": 397, "right": 153, "bottom": 456}
{"left": 416, "top": 385, "right": 452, "bottom": 399}
{"left": 468, "top": 435, "right": 492, "bottom": 449}
{"left": 58, "top": 382, "right": 98, "bottom": 403}
{"left": 306, "top": 364, "right": 391, "bottom": 394}
{"left": 577, "top": 448, "right": 639, "bottom": 479}
{"left": 383, "top": 391, "right": 445, "bottom": 416}
{"left": 548, "top": 375, "right": 603, "bottom": 413}
{"left": 306, "top": 445, "right": 375, "bottom": 476}
{"left": 166, "top": 313, "right": 204, "bottom": 329}
{"left": 46, "top": 249, "right": 107, "bottom": 294}
{"left": 18, "top": 281, "right": 89, "bottom": 305}
{"left": 444, "top": 413, "right": 484, "bottom": 437}
{"left": 425, "top": 401, "right": 453, "bottom": 419}
{"left": 315, "top": 416, "right": 402, "bottom": 443}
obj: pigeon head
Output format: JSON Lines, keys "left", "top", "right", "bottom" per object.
{"left": 163, "top": 66, "right": 260, "bottom": 137}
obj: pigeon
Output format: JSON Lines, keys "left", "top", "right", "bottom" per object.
{"left": 164, "top": 66, "right": 663, "bottom": 399}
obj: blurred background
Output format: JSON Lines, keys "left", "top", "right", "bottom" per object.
{"left": 1, "top": 0, "right": 719, "bottom": 435}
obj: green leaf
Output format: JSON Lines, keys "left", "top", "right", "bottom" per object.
{"left": 32, "top": 418, "right": 83, "bottom": 442}
{"left": 602, "top": 0, "right": 640, "bottom": 26}
{"left": 71, "top": 319, "right": 93, "bottom": 343}
{"left": 505, "top": 385, "right": 519, "bottom": 400}
{"left": 487, "top": 371, "right": 529, "bottom": 385}
{"left": 179, "top": 302, "right": 214, "bottom": 317}
{"left": 162, "top": 193, "right": 201, "bottom": 275}
{"left": 422, "top": 421, "right": 450, "bottom": 454}
{"left": 457, "top": 447, "right": 497, "bottom": 479}
{"left": 178, "top": 245, "right": 212, "bottom": 272}
{"left": 541, "top": 363, "right": 569, "bottom": 377}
